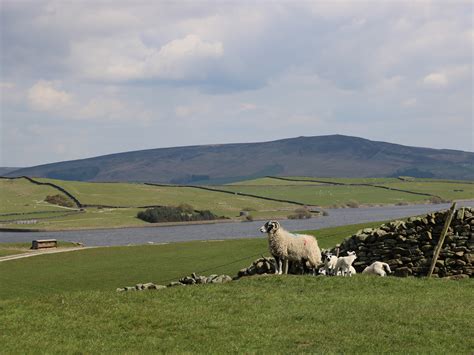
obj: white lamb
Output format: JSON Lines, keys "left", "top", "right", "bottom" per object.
{"left": 362, "top": 261, "right": 392, "bottom": 277}
{"left": 336, "top": 265, "right": 356, "bottom": 276}
{"left": 260, "top": 220, "right": 322, "bottom": 275}
{"left": 334, "top": 251, "right": 357, "bottom": 277}
{"left": 322, "top": 251, "right": 338, "bottom": 276}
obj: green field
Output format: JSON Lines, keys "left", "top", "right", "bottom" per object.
{"left": 36, "top": 178, "right": 295, "bottom": 216}
{"left": 221, "top": 177, "right": 474, "bottom": 207}
{"left": 1, "top": 176, "right": 473, "bottom": 230}
{"left": 0, "top": 221, "right": 472, "bottom": 353}
{"left": 0, "top": 179, "right": 75, "bottom": 214}
{"left": 0, "top": 222, "right": 381, "bottom": 297}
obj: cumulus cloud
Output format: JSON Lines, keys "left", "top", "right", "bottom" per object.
{"left": 71, "top": 34, "right": 223, "bottom": 82}
{"left": 27, "top": 81, "right": 72, "bottom": 111}
{"left": 422, "top": 65, "right": 470, "bottom": 88}
{"left": 423, "top": 72, "right": 448, "bottom": 88}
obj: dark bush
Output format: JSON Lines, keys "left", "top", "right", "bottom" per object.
{"left": 45, "top": 194, "right": 74, "bottom": 208}
{"left": 137, "top": 205, "right": 219, "bottom": 223}
{"left": 428, "top": 196, "right": 449, "bottom": 204}
{"left": 346, "top": 200, "right": 360, "bottom": 208}
{"left": 177, "top": 203, "right": 194, "bottom": 213}
{"left": 288, "top": 207, "right": 312, "bottom": 219}
{"left": 245, "top": 214, "right": 254, "bottom": 222}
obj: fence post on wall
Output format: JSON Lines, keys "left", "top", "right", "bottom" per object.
{"left": 427, "top": 202, "right": 457, "bottom": 278}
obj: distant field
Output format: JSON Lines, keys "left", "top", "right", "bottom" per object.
{"left": 36, "top": 178, "right": 295, "bottom": 217}
{"left": 0, "top": 220, "right": 472, "bottom": 353}
{"left": 1, "top": 176, "right": 473, "bottom": 230}
{"left": 0, "top": 179, "right": 73, "bottom": 214}
{"left": 222, "top": 177, "right": 474, "bottom": 206}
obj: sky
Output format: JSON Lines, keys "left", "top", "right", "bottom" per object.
{"left": 0, "top": 0, "right": 472, "bottom": 167}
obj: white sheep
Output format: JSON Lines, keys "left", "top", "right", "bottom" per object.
{"left": 260, "top": 220, "right": 322, "bottom": 275}
{"left": 322, "top": 251, "right": 338, "bottom": 276}
{"left": 362, "top": 261, "right": 392, "bottom": 277}
{"left": 334, "top": 251, "right": 357, "bottom": 277}
{"left": 336, "top": 265, "right": 356, "bottom": 276}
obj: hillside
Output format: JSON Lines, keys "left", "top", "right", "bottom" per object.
{"left": 6, "top": 135, "right": 474, "bottom": 183}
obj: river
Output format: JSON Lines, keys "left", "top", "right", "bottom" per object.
{"left": 0, "top": 201, "right": 472, "bottom": 246}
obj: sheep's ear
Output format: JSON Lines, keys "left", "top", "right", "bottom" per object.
{"left": 273, "top": 221, "right": 280, "bottom": 230}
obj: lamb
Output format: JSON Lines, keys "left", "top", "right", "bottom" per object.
{"left": 260, "top": 220, "right": 322, "bottom": 275}
{"left": 334, "top": 251, "right": 357, "bottom": 277}
{"left": 322, "top": 251, "right": 338, "bottom": 276}
{"left": 362, "top": 261, "right": 392, "bottom": 277}
{"left": 336, "top": 265, "right": 356, "bottom": 276}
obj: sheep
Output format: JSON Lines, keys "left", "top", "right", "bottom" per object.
{"left": 260, "top": 220, "right": 321, "bottom": 275}
{"left": 362, "top": 261, "right": 392, "bottom": 277}
{"left": 336, "top": 265, "right": 356, "bottom": 276}
{"left": 334, "top": 251, "right": 357, "bottom": 277}
{"left": 322, "top": 251, "right": 338, "bottom": 276}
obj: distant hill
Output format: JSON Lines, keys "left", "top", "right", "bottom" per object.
{"left": 0, "top": 167, "right": 21, "bottom": 176}
{"left": 6, "top": 135, "right": 474, "bottom": 183}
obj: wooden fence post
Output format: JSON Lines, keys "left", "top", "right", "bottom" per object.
{"left": 427, "top": 202, "right": 457, "bottom": 278}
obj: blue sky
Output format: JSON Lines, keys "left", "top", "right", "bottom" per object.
{"left": 1, "top": 0, "right": 472, "bottom": 167}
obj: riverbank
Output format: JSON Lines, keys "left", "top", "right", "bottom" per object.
{"left": 2, "top": 199, "right": 473, "bottom": 233}
{"left": 1, "top": 201, "right": 472, "bottom": 246}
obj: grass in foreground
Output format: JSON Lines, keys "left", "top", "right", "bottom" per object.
{"left": 0, "top": 221, "right": 383, "bottom": 299}
{"left": 0, "top": 276, "right": 472, "bottom": 353}
{"left": 0, "top": 220, "right": 472, "bottom": 353}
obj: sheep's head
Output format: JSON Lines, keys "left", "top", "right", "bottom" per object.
{"left": 347, "top": 251, "right": 357, "bottom": 258}
{"left": 260, "top": 220, "right": 280, "bottom": 234}
{"left": 322, "top": 251, "right": 334, "bottom": 263}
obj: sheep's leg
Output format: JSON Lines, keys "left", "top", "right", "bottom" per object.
{"left": 272, "top": 257, "right": 279, "bottom": 274}
{"left": 284, "top": 259, "right": 289, "bottom": 274}
{"left": 277, "top": 259, "right": 283, "bottom": 275}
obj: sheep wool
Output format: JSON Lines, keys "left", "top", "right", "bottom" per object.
{"left": 260, "top": 220, "right": 322, "bottom": 274}
{"left": 362, "top": 261, "right": 392, "bottom": 277}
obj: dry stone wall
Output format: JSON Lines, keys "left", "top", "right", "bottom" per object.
{"left": 330, "top": 207, "right": 473, "bottom": 278}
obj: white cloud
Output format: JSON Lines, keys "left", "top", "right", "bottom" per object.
{"left": 423, "top": 72, "right": 448, "bottom": 88}
{"left": 71, "top": 34, "right": 223, "bottom": 82}
{"left": 27, "top": 81, "right": 72, "bottom": 111}
{"left": 74, "top": 96, "right": 152, "bottom": 124}
{"left": 422, "top": 66, "right": 470, "bottom": 89}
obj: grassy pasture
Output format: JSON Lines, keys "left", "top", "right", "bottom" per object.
{"left": 218, "top": 183, "right": 426, "bottom": 206}
{"left": 0, "top": 178, "right": 73, "bottom": 214}
{"left": 0, "top": 222, "right": 379, "bottom": 299}
{"left": 1, "top": 277, "right": 472, "bottom": 353}
{"left": 222, "top": 177, "right": 474, "bottom": 206}
{"left": 1, "top": 176, "right": 473, "bottom": 230}
{"left": 0, "top": 220, "right": 472, "bottom": 353}
{"left": 36, "top": 178, "right": 295, "bottom": 217}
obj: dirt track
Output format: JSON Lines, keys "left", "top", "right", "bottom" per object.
{"left": 0, "top": 247, "right": 95, "bottom": 263}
